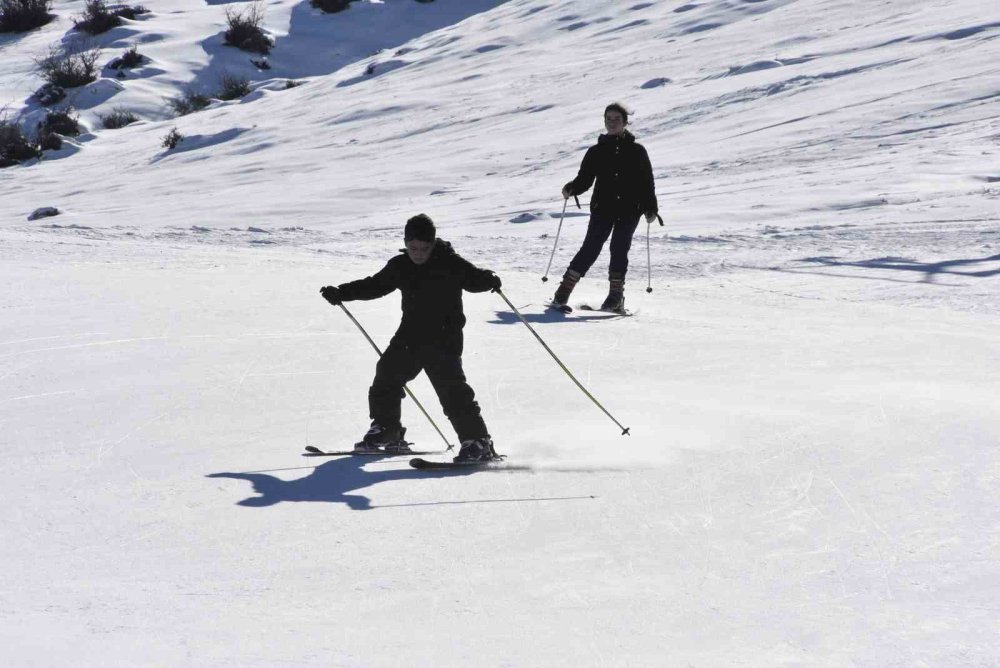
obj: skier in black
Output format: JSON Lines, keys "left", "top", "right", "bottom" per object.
{"left": 320, "top": 214, "right": 502, "bottom": 463}
{"left": 552, "top": 102, "right": 659, "bottom": 313}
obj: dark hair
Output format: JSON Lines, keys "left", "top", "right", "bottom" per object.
{"left": 604, "top": 102, "right": 630, "bottom": 124}
{"left": 404, "top": 213, "right": 436, "bottom": 242}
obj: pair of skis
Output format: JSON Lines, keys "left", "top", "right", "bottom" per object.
{"left": 303, "top": 445, "right": 506, "bottom": 469}
{"left": 548, "top": 302, "right": 633, "bottom": 316}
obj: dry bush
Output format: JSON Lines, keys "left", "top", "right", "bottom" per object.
{"left": 0, "top": 112, "right": 40, "bottom": 167}
{"left": 100, "top": 107, "right": 139, "bottom": 129}
{"left": 224, "top": 1, "right": 272, "bottom": 54}
{"left": 0, "top": 0, "right": 54, "bottom": 33}
{"left": 35, "top": 43, "right": 101, "bottom": 88}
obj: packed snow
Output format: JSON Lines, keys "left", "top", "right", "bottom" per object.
{"left": 1, "top": 0, "right": 998, "bottom": 665}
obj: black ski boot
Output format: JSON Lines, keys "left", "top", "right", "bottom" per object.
{"left": 454, "top": 437, "right": 499, "bottom": 463}
{"left": 354, "top": 422, "right": 404, "bottom": 453}
{"left": 600, "top": 271, "right": 626, "bottom": 314}
{"left": 551, "top": 269, "right": 581, "bottom": 308}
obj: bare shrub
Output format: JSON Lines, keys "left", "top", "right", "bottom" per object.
{"left": 37, "top": 130, "right": 61, "bottom": 151}
{"left": 162, "top": 127, "right": 182, "bottom": 150}
{"left": 35, "top": 43, "right": 101, "bottom": 88}
{"left": 224, "top": 1, "right": 272, "bottom": 54}
{"left": 167, "top": 89, "right": 211, "bottom": 116}
{"left": 74, "top": 1, "right": 147, "bottom": 35}
{"left": 0, "top": 0, "right": 54, "bottom": 33}
{"left": 217, "top": 72, "right": 250, "bottom": 101}
{"left": 0, "top": 112, "right": 40, "bottom": 167}
{"left": 108, "top": 45, "right": 144, "bottom": 70}
{"left": 74, "top": 0, "right": 120, "bottom": 34}
{"left": 100, "top": 107, "right": 139, "bottom": 129}
{"left": 40, "top": 108, "right": 81, "bottom": 136}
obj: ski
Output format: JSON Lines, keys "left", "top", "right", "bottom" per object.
{"left": 409, "top": 457, "right": 508, "bottom": 470}
{"left": 303, "top": 445, "right": 445, "bottom": 457}
{"left": 578, "top": 304, "right": 634, "bottom": 316}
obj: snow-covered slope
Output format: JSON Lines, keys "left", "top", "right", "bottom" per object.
{"left": 1, "top": 1, "right": 998, "bottom": 665}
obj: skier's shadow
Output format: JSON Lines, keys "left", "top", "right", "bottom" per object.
{"left": 489, "top": 309, "right": 618, "bottom": 325}
{"left": 207, "top": 456, "right": 476, "bottom": 510}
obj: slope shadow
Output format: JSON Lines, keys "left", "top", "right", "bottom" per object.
{"left": 801, "top": 254, "right": 1000, "bottom": 283}
{"left": 208, "top": 455, "right": 488, "bottom": 510}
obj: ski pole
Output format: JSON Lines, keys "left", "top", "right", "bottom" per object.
{"left": 541, "top": 198, "right": 568, "bottom": 283}
{"left": 494, "top": 289, "right": 630, "bottom": 436}
{"left": 334, "top": 302, "right": 454, "bottom": 450}
{"left": 646, "top": 214, "right": 664, "bottom": 294}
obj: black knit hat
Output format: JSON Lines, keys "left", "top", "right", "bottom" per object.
{"left": 404, "top": 214, "right": 436, "bottom": 242}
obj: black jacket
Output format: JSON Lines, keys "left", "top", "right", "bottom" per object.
{"left": 565, "top": 130, "right": 657, "bottom": 220}
{"left": 337, "top": 240, "right": 495, "bottom": 351}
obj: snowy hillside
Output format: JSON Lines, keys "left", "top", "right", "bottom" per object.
{"left": 2, "top": 0, "right": 999, "bottom": 665}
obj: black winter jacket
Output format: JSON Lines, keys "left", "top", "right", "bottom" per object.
{"left": 565, "top": 130, "right": 657, "bottom": 220}
{"left": 337, "top": 240, "right": 495, "bottom": 352}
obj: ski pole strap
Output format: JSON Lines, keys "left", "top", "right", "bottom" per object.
{"left": 494, "top": 290, "right": 630, "bottom": 436}
{"left": 543, "top": 198, "right": 569, "bottom": 281}
{"left": 336, "top": 303, "right": 455, "bottom": 450}
{"left": 574, "top": 195, "right": 581, "bottom": 210}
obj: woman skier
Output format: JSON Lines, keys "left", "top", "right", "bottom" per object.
{"left": 551, "top": 102, "right": 659, "bottom": 313}
{"left": 320, "top": 214, "right": 502, "bottom": 463}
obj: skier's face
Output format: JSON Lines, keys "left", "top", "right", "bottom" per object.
{"left": 406, "top": 239, "right": 434, "bottom": 265}
{"left": 604, "top": 111, "right": 626, "bottom": 136}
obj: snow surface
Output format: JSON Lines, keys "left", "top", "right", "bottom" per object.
{"left": 2, "top": 0, "right": 999, "bottom": 665}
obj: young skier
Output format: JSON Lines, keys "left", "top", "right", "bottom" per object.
{"left": 320, "top": 214, "right": 503, "bottom": 463}
{"left": 552, "top": 102, "right": 659, "bottom": 313}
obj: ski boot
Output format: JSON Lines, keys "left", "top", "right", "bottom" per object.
{"left": 550, "top": 269, "right": 581, "bottom": 311}
{"left": 599, "top": 271, "right": 626, "bottom": 314}
{"left": 454, "top": 436, "right": 499, "bottom": 463}
{"left": 354, "top": 422, "right": 404, "bottom": 453}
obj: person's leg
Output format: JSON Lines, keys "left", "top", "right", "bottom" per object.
{"left": 568, "top": 214, "right": 614, "bottom": 277}
{"left": 553, "top": 214, "right": 613, "bottom": 305}
{"left": 421, "top": 347, "right": 489, "bottom": 443}
{"left": 602, "top": 215, "right": 641, "bottom": 311}
{"left": 367, "top": 340, "right": 421, "bottom": 441}
{"left": 608, "top": 215, "right": 641, "bottom": 277}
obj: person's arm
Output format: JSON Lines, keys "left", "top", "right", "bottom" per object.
{"left": 638, "top": 145, "right": 658, "bottom": 221}
{"left": 456, "top": 256, "right": 501, "bottom": 294}
{"left": 323, "top": 258, "right": 401, "bottom": 304}
{"left": 562, "top": 146, "right": 598, "bottom": 199}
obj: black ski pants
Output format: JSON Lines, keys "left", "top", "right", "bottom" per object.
{"left": 568, "top": 212, "right": 641, "bottom": 277}
{"left": 368, "top": 338, "right": 488, "bottom": 443}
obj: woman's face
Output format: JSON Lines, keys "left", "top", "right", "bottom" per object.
{"left": 604, "top": 110, "right": 626, "bottom": 136}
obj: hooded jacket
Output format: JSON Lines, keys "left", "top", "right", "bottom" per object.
{"left": 565, "top": 130, "right": 658, "bottom": 220}
{"left": 337, "top": 240, "right": 495, "bottom": 352}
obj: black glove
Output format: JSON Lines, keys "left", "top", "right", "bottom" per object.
{"left": 320, "top": 285, "right": 342, "bottom": 305}
{"left": 486, "top": 271, "right": 502, "bottom": 292}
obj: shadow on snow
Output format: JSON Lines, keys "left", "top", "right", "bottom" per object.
{"left": 800, "top": 253, "right": 1000, "bottom": 283}
{"left": 208, "top": 454, "right": 516, "bottom": 510}
{"left": 488, "top": 309, "right": 621, "bottom": 325}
